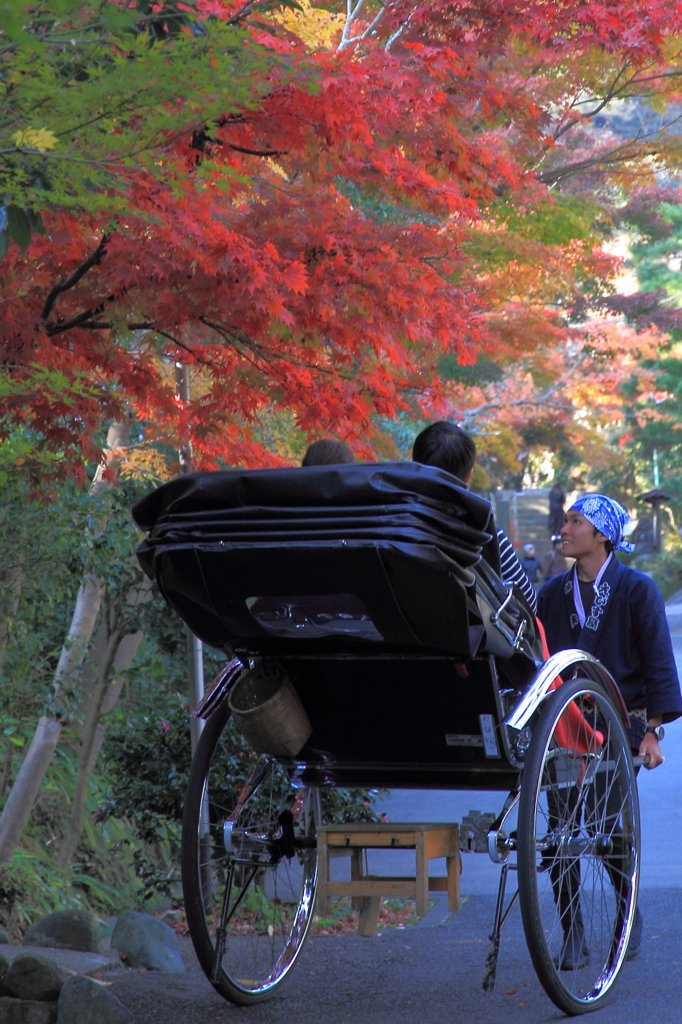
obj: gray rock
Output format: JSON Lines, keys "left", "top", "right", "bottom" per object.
{"left": 0, "top": 945, "right": 119, "bottom": 976}
{"left": 24, "top": 910, "right": 100, "bottom": 953}
{"left": 0, "top": 931, "right": 11, "bottom": 946}
{"left": 111, "top": 911, "right": 185, "bottom": 973}
{"left": 57, "top": 976, "right": 133, "bottom": 1024}
{"left": 4, "top": 955, "right": 65, "bottom": 1002}
{"left": 0, "top": 996, "right": 57, "bottom": 1024}
{"left": 159, "top": 909, "right": 183, "bottom": 926}
{"left": 0, "top": 952, "right": 8, "bottom": 985}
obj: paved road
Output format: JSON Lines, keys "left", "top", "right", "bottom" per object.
{"left": 106, "top": 889, "right": 682, "bottom": 1024}
{"left": 105, "top": 628, "right": 682, "bottom": 1021}
{"left": 338, "top": 630, "right": 682, "bottom": 893}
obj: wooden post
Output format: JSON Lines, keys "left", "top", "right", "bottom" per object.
{"left": 415, "top": 829, "right": 428, "bottom": 919}
{"left": 317, "top": 829, "right": 330, "bottom": 917}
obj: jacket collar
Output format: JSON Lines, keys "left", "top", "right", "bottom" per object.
{"left": 562, "top": 555, "right": 625, "bottom": 655}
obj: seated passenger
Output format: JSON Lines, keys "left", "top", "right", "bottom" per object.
{"left": 301, "top": 439, "right": 354, "bottom": 466}
{"left": 412, "top": 421, "right": 537, "bottom": 614}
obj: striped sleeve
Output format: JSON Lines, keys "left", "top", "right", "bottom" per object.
{"left": 496, "top": 528, "right": 538, "bottom": 615}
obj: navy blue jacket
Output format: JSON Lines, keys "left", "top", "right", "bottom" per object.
{"left": 538, "top": 556, "right": 682, "bottom": 735}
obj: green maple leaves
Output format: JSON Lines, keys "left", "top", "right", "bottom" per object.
{"left": 0, "top": 0, "right": 284, "bottom": 240}
{"left": 0, "top": 205, "right": 45, "bottom": 257}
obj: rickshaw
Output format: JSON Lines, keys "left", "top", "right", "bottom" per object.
{"left": 132, "top": 462, "right": 640, "bottom": 1017}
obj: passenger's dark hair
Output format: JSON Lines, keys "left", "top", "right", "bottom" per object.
{"left": 301, "top": 439, "right": 355, "bottom": 467}
{"left": 411, "top": 421, "right": 476, "bottom": 480}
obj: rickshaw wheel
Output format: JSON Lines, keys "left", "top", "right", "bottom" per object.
{"left": 181, "top": 697, "right": 320, "bottom": 1005}
{"left": 517, "top": 676, "right": 639, "bottom": 1015}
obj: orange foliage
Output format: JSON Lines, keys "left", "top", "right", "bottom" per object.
{"left": 4, "top": 0, "right": 682, "bottom": 476}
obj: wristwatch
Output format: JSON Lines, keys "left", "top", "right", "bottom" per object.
{"left": 645, "top": 725, "right": 665, "bottom": 741}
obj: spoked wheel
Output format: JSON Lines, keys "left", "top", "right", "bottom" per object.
{"left": 517, "top": 675, "right": 639, "bottom": 1015}
{"left": 181, "top": 698, "right": 320, "bottom": 1005}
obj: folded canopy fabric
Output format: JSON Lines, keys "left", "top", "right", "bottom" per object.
{"left": 132, "top": 462, "right": 526, "bottom": 657}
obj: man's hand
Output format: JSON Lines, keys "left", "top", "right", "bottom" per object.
{"left": 639, "top": 732, "right": 665, "bottom": 769}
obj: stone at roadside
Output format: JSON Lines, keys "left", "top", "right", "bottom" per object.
{"left": 111, "top": 911, "right": 185, "bottom": 973}
{"left": 0, "top": 944, "right": 120, "bottom": 976}
{"left": 0, "top": 953, "right": 8, "bottom": 984}
{"left": 160, "top": 909, "right": 183, "bottom": 926}
{"left": 57, "top": 976, "right": 133, "bottom": 1024}
{"left": 3, "top": 955, "right": 65, "bottom": 1001}
{"left": 0, "top": 931, "right": 11, "bottom": 946}
{"left": 24, "top": 910, "right": 101, "bottom": 953}
{"left": 0, "top": 996, "right": 57, "bottom": 1024}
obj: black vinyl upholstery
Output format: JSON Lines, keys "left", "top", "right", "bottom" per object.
{"left": 132, "top": 462, "right": 525, "bottom": 657}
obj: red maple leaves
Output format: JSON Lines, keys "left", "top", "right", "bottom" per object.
{"left": 3, "top": 0, "right": 682, "bottom": 476}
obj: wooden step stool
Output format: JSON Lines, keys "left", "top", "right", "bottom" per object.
{"left": 317, "top": 822, "right": 460, "bottom": 937}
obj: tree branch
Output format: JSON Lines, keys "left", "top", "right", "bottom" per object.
{"left": 45, "top": 309, "right": 99, "bottom": 336}
{"left": 461, "top": 353, "right": 588, "bottom": 422}
{"left": 228, "top": 143, "right": 287, "bottom": 157}
{"left": 225, "top": 0, "right": 285, "bottom": 26}
{"left": 71, "top": 321, "right": 156, "bottom": 330}
{"left": 46, "top": 317, "right": 215, "bottom": 367}
{"left": 45, "top": 289, "right": 119, "bottom": 337}
{"left": 41, "top": 235, "right": 109, "bottom": 322}
{"left": 553, "top": 62, "right": 633, "bottom": 142}
{"left": 385, "top": 6, "right": 414, "bottom": 52}
{"left": 154, "top": 331, "right": 215, "bottom": 367}
{"left": 338, "top": 0, "right": 388, "bottom": 52}
{"left": 536, "top": 141, "right": 656, "bottom": 185}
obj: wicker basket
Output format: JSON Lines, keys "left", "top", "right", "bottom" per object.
{"left": 228, "top": 662, "right": 312, "bottom": 757}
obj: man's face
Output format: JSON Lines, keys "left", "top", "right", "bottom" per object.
{"left": 560, "top": 510, "right": 608, "bottom": 559}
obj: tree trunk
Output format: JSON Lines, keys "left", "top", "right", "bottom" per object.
{"left": 71, "top": 579, "right": 151, "bottom": 744}
{"left": 52, "top": 575, "right": 105, "bottom": 715}
{"left": 0, "top": 717, "right": 62, "bottom": 864}
{"left": 57, "top": 579, "right": 151, "bottom": 867}
{"left": 56, "top": 619, "right": 125, "bottom": 869}
{"left": 0, "top": 418, "right": 130, "bottom": 866}
{"left": 56, "top": 628, "right": 145, "bottom": 868}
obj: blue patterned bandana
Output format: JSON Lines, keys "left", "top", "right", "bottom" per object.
{"left": 568, "top": 494, "right": 635, "bottom": 553}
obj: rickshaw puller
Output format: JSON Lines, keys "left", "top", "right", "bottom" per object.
{"left": 538, "top": 494, "right": 682, "bottom": 967}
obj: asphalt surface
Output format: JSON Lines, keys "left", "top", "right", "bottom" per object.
{"left": 104, "top": 889, "right": 682, "bottom": 1024}
{"left": 103, "top": 623, "right": 682, "bottom": 1021}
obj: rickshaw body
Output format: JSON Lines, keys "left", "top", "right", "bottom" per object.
{"left": 133, "top": 463, "right": 640, "bottom": 1016}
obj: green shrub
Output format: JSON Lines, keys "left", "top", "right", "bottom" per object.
{"left": 101, "top": 695, "right": 387, "bottom": 901}
{"left": 633, "top": 547, "right": 682, "bottom": 600}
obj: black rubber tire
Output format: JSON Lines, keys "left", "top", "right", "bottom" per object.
{"left": 181, "top": 697, "right": 320, "bottom": 1005}
{"left": 517, "top": 676, "right": 640, "bottom": 1015}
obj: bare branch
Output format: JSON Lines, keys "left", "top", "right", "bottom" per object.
{"left": 553, "top": 63, "right": 633, "bottom": 142}
{"left": 536, "top": 141, "right": 656, "bottom": 186}
{"left": 46, "top": 317, "right": 215, "bottom": 367}
{"left": 224, "top": 0, "right": 284, "bottom": 26}
{"left": 228, "top": 143, "right": 287, "bottom": 157}
{"left": 70, "top": 321, "right": 155, "bottom": 330}
{"left": 40, "top": 235, "right": 109, "bottom": 321}
{"left": 386, "top": 7, "right": 414, "bottom": 52}
{"left": 154, "top": 331, "right": 215, "bottom": 367}
{"left": 461, "top": 352, "right": 588, "bottom": 422}
{"left": 338, "top": 0, "right": 387, "bottom": 52}
{"left": 45, "top": 309, "right": 99, "bottom": 336}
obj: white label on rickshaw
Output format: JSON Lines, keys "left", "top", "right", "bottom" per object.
{"left": 479, "top": 714, "right": 500, "bottom": 758}
{"left": 445, "top": 734, "right": 484, "bottom": 747}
